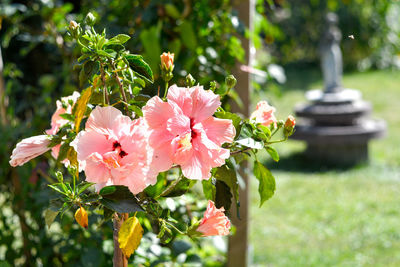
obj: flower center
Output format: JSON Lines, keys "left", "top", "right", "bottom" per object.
{"left": 112, "top": 141, "right": 128, "bottom": 158}
{"left": 177, "top": 133, "right": 192, "bottom": 151}
{"left": 190, "top": 118, "right": 197, "bottom": 139}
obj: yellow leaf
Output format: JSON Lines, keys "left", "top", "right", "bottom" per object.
{"left": 73, "top": 86, "right": 93, "bottom": 132}
{"left": 118, "top": 216, "right": 143, "bottom": 258}
{"left": 74, "top": 207, "right": 88, "bottom": 228}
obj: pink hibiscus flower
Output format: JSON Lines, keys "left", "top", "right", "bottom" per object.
{"left": 46, "top": 91, "right": 80, "bottom": 162}
{"left": 143, "top": 85, "right": 235, "bottom": 180}
{"left": 250, "top": 100, "right": 277, "bottom": 127}
{"left": 9, "top": 135, "right": 51, "bottom": 167}
{"left": 72, "top": 106, "right": 157, "bottom": 194}
{"left": 197, "top": 200, "right": 230, "bottom": 236}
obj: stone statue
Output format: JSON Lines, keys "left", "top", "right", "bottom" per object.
{"left": 320, "top": 12, "right": 342, "bottom": 93}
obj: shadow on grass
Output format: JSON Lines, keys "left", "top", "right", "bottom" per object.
{"left": 265, "top": 151, "right": 368, "bottom": 174}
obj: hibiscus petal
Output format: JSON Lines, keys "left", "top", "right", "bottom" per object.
{"left": 167, "top": 85, "right": 193, "bottom": 117}
{"left": 86, "top": 106, "right": 127, "bottom": 136}
{"left": 198, "top": 117, "right": 235, "bottom": 146}
{"left": 84, "top": 157, "right": 110, "bottom": 184}
{"left": 143, "top": 96, "right": 176, "bottom": 129}
{"left": 73, "top": 130, "right": 112, "bottom": 161}
{"left": 166, "top": 115, "right": 190, "bottom": 136}
{"left": 190, "top": 86, "right": 221, "bottom": 122}
{"left": 181, "top": 151, "right": 212, "bottom": 180}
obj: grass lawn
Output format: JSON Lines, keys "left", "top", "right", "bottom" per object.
{"left": 250, "top": 68, "right": 400, "bottom": 267}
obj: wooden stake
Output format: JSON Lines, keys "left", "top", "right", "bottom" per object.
{"left": 227, "top": 0, "right": 254, "bottom": 266}
{"left": 113, "top": 213, "right": 128, "bottom": 267}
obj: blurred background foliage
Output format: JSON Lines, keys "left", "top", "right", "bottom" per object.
{"left": 1, "top": 0, "right": 399, "bottom": 266}
{"left": 255, "top": 0, "right": 400, "bottom": 70}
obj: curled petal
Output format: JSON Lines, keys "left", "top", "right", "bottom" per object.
{"left": 10, "top": 135, "right": 51, "bottom": 167}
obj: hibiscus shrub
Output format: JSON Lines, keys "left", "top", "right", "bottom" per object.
{"left": 9, "top": 14, "right": 295, "bottom": 264}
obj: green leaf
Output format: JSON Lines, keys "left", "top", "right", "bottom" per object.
{"left": 83, "top": 61, "right": 100, "bottom": 81}
{"left": 100, "top": 185, "right": 144, "bottom": 213}
{"left": 96, "top": 50, "right": 115, "bottom": 58}
{"left": 214, "top": 164, "right": 238, "bottom": 203}
{"left": 145, "top": 173, "right": 166, "bottom": 198}
{"left": 48, "top": 183, "right": 68, "bottom": 196}
{"left": 236, "top": 124, "right": 264, "bottom": 149}
{"left": 99, "top": 185, "right": 117, "bottom": 196}
{"left": 59, "top": 113, "right": 75, "bottom": 122}
{"left": 266, "top": 146, "right": 279, "bottom": 162}
{"left": 108, "top": 34, "right": 131, "bottom": 44}
{"left": 202, "top": 179, "right": 216, "bottom": 201}
{"left": 253, "top": 161, "right": 276, "bottom": 207}
{"left": 215, "top": 180, "right": 232, "bottom": 213}
{"left": 258, "top": 125, "right": 271, "bottom": 138}
{"left": 103, "top": 43, "right": 125, "bottom": 53}
{"left": 100, "top": 198, "right": 143, "bottom": 213}
{"left": 77, "top": 182, "right": 95, "bottom": 195}
{"left": 125, "top": 54, "right": 154, "bottom": 83}
{"left": 128, "top": 105, "right": 143, "bottom": 117}
{"left": 160, "top": 177, "right": 196, "bottom": 198}
{"left": 44, "top": 209, "right": 59, "bottom": 228}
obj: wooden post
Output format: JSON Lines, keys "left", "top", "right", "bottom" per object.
{"left": 227, "top": 0, "right": 254, "bottom": 267}
{"left": 113, "top": 213, "right": 128, "bottom": 267}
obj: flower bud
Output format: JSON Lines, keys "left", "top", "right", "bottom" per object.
{"left": 284, "top": 115, "right": 296, "bottom": 137}
{"left": 186, "top": 74, "right": 196, "bottom": 87}
{"left": 225, "top": 75, "right": 237, "bottom": 89}
{"left": 160, "top": 52, "right": 174, "bottom": 72}
{"left": 85, "top": 12, "right": 96, "bottom": 26}
{"left": 68, "top": 20, "right": 81, "bottom": 38}
{"left": 209, "top": 81, "right": 217, "bottom": 91}
{"left": 74, "top": 206, "right": 88, "bottom": 228}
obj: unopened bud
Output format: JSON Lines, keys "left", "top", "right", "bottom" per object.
{"left": 225, "top": 75, "right": 237, "bottom": 89}
{"left": 186, "top": 74, "right": 196, "bottom": 87}
{"left": 68, "top": 20, "right": 81, "bottom": 38}
{"left": 74, "top": 206, "right": 88, "bottom": 228}
{"left": 85, "top": 12, "right": 96, "bottom": 26}
{"left": 160, "top": 52, "right": 174, "bottom": 72}
{"left": 284, "top": 115, "right": 296, "bottom": 137}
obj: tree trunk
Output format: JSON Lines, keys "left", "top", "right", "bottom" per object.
{"left": 113, "top": 213, "right": 128, "bottom": 267}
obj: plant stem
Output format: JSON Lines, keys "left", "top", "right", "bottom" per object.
{"left": 230, "top": 147, "right": 252, "bottom": 156}
{"left": 163, "top": 80, "right": 169, "bottom": 98}
{"left": 110, "top": 62, "right": 129, "bottom": 113}
{"left": 164, "top": 220, "right": 185, "bottom": 235}
{"left": 100, "top": 63, "right": 109, "bottom": 105}
{"left": 113, "top": 213, "right": 128, "bottom": 267}
{"left": 159, "top": 175, "right": 183, "bottom": 198}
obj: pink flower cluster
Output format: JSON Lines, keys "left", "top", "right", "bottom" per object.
{"left": 143, "top": 85, "right": 235, "bottom": 180}
{"left": 9, "top": 85, "right": 235, "bottom": 197}
{"left": 197, "top": 200, "right": 231, "bottom": 236}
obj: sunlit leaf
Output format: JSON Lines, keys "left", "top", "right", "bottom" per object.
{"left": 125, "top": 54, "right": 154, "bottom": 83}
{"left": 73, "top": 86, "right": 93, "bottom": 132}
{"left": 118, "top": 216, "right": 143, "bottom": 258}
{"left": 253, "top": 161, "right": 276, "bottom": 207}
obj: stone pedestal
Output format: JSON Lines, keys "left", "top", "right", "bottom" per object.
{"left": 292, "top": 89, "right": 386, "bottom": 165}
